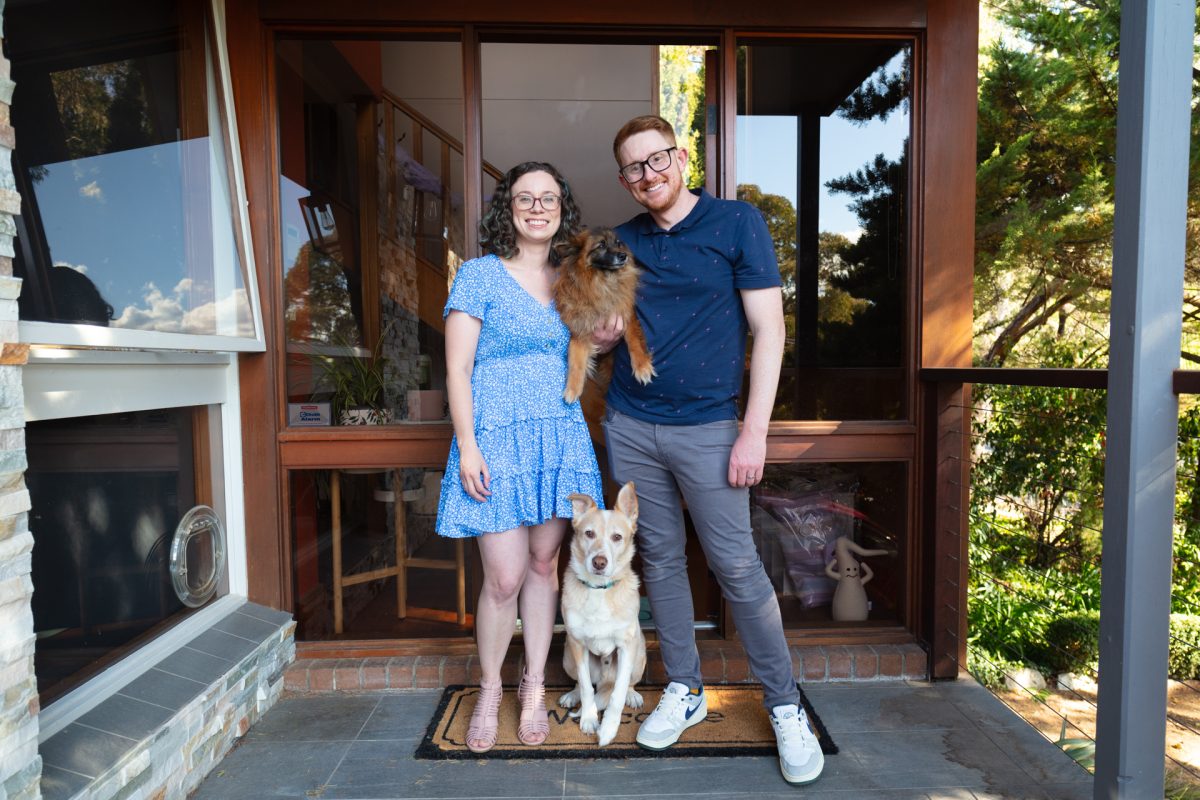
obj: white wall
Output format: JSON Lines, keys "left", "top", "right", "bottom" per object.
{"left": 382, "top": 41, "right": 655, "bottom": 229}
{"left": 381, "top": 41, "right": 465, "bottom": 141}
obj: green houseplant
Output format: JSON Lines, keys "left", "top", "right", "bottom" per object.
{"left": 312, "top": 325, "right": 394, "bottom": 425}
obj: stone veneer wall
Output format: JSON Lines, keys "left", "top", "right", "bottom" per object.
{"left": 58, "top": 611, "right": 296, "bottom": 800}
{"left": 0, "top": 2, "right": 41, "bottom": 798}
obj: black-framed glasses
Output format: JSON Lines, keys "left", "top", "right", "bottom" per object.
{"left": 619, "top": 147, "right": 677, "bottom": 183}
{"left": 513, "top": 193, "right": 561, "bottom": 211}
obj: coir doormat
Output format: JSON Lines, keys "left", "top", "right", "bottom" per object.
{"left": 415, "top": 684, "right": 837, "bottom": 760}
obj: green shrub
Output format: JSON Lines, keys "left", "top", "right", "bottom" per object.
{"left": 1169, "top": 614, "right": 1200, "bottom": 680}
{"left": 967, "top": 647, "right": 1027, "bottom": 691}
{"left": 1018, "top": 612, "right": 1200, "bottom": 680}
{"left": 1043, "top": 611, "right": 1100, "bottom": 675}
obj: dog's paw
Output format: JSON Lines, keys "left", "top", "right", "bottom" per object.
{"left": 563, "top": 386, "right": 582, "bottom": 404}
{"left": 597, "top": 716, "right": 620, "bottom": 748}
{"left": 579, "top": 708, "right": 600, "bottom": 735}
{"left": 558, "top": 689, "right": 580, "bottom": 709}
{"left": 625, "top": 689, "right": 644, "bottom": 710}
{"left": 632, "top": 362, "right": 656, "bottom": 385}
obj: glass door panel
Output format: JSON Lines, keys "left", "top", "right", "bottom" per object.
{"left": 751, "top": 461, "right": 907, "bottom": 629}
{"left": 290, "top": 467, "right": 475, "bottom": 640}
{"left": 480, "top": 39, "right": 721, "bottom": 627}
{"left": 737, "top": 39, "right": 912, "bottom": 421}
{"left": 277, "top": 37, "right": 463, "bottom": 427}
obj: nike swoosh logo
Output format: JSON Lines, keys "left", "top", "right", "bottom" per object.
{"left": 684, "top": 700, "right": 703, "bottom": 720}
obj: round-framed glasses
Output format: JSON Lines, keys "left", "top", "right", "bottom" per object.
{"left": 619, "top": 147, "right": 677, "bottom": 183}
{"left": 513, "top": 193, "right": 561, "bottom": 211}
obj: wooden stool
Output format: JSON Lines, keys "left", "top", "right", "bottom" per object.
{"left": 331, "top": 469, "right": 466, "bottom": 634}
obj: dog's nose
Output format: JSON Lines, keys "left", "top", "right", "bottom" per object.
{"left": 591, "top": 555, "right": 608, "bottom": 572}
{"left": 612, "top": 252, "right": 627, "bottom": 265}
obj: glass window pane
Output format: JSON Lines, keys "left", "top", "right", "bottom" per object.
{"left": 737, "top": 40, "right": 912, "bottom": 421}
{"left": 289, "top": 468, "right": 473, "bottom": 639}
{"left": 482, "top": 42, "right": 665, "bottom": 228}
{"left": 27, "top": 405, "right": 225, "bottom": 703}
{"left": 752, "top": 461, "right": 906, "bottom": 628}
{"left": 8, "top": 0, "right": 253, "bottom": 338}
{"left": 278, "top": 38, "right": 462, "bottom": 426}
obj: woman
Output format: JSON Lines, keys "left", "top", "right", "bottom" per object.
{"left": 436, "top": 162, "right": 604, "bottom": 753}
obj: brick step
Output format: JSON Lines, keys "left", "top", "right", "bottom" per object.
{"left": 285, "top": 642, "right": 928, "bottom": 692}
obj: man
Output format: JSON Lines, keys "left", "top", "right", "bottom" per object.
{"left": 594, "top": 114, "right": 823, "bottom": 786}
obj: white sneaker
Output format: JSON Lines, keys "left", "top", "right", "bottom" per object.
{"left": 635, "top": 681, "right": 707, "bottom": 750}
{"left": 770, "top": 703, "right": 824, "bottom": 785}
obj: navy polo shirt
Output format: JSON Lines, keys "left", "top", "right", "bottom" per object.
{"left": 608, "top": 189, "right": 781, "bottom": 425}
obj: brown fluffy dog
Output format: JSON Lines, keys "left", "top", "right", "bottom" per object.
{"left": 554, "top": 228, "right": 655, "bottom": 404}
{"left": 558, "top": 482, "right": 647, "bottom": 747}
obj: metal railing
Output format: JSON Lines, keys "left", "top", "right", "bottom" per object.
{"left": 923, "top": 367, "right": 1200, "bottom": 790}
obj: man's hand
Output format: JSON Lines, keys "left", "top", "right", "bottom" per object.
{"left": 591, "top": 313, "right": 625, "bottom": 353}
{"left": 728, "top": 428, "right": 767, "bottom": 488}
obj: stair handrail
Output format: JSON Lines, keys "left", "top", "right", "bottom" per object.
{"left": 382, "top": 91, "right": 503, "bottom": 182}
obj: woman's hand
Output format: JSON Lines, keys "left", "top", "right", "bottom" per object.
{"left": 458, "top": 442, "right": 492, "bottom": 502}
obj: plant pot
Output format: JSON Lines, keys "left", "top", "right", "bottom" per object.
{"left": 407, "top": 389, "right": 445, "bottom": 421}
{"left": 338, "top": 406, "right": 395, "bottom": 425}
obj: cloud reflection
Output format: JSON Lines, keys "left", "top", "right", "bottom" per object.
{"left": 112, "top": 278, "right": 253, "bottom": 337}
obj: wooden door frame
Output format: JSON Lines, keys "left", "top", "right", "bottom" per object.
{"left": 228, "top": 0, "right": 977, "bottom": 658}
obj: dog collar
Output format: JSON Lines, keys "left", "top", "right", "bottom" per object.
{"left": 579, "top": 576, "right": 615, "bottom": 590}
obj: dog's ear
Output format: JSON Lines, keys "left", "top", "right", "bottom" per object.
{"left": 615, "top": 482, "right": 639, "bottom": 526}
{"left": 568, "top": 492, "right": 597, "bottom": 518}
{"left": 552, "top": 239, "right": 581, "bottom": 266}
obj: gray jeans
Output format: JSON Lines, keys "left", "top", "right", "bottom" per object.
{"left": 603, "top": 409, "right": 798, "bottom": 709}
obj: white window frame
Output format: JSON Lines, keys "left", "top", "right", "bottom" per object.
{"left": 29, "top": 348, "right": 251, "bottom": 741}
{"left": 16, "top": 0, "right": 265, "bottom": 353}
{"left": 23, "top": 0, "right": 258, "bottom": 742}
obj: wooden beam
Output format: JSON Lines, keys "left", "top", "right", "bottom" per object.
{"left": 257, "top": 0, "right": 925, "bottom": 29}
{"left": 228, "top": 0, "right": 287, "bottom": 609}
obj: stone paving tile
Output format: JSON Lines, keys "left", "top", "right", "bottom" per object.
{"left": 244, "top": 693, "right": 381, "bottom": 742}
{"left": 835, "top": 727, "right": 1034, "bottom": 791}
{"left": 194, "top": 681, "right": 1095, "bottom": 800}
{"left": 972, "top": 712, "right": 1091, "bottom": 785}
{"left": 212, "top": 610, "right": 285, "bottom": 642}
{"left": 321, "top": 741, "right": 565, "bottom": 798}
{"left": 40, "top": 723, "right": 135, "bottom": 779}
{"left": 803, "top": 682, "right": 977, "bottom": 733}
{"left": 117, "top": 668, "right": 207, "bottom": 712}
{"left": 39, "top": 765, "right": 92, "bottom": 800}
{"left": 562, "top": 753, "right": 870, "bottom": 797}
{"left": 190, "top": 739, "right": 352, "bottom": 800}
{"left": 357, "top": 691, "right": 443, "bottom": 741}
{"left": 155, "top": 646, "right": 238, "bottom": 685}
{"left": 75, "top": 693, "right": 174, "bottom": 742}
{"left": 185, "top": 627, "right": 258, "bottom": 663}
{"left": 969, "top": 784, "right": 1091, "bottom": 800}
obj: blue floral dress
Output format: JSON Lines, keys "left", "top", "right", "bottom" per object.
{"left": 436, "top": 254, "right": 604, "bottom": 538}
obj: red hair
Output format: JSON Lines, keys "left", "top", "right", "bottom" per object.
{"left": 612, "top": 115, "right": 678, "bottom": 163}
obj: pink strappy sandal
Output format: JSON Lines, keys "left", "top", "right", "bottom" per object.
{"left": 517, "top": 672, "right": 550, "bottom": 746}
{"left": 466, "top": 679, "right": 502, "bottom": 753}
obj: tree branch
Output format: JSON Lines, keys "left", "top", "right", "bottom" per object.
{"left": 982, "top": 282, "right": 1077, "bottom": 366}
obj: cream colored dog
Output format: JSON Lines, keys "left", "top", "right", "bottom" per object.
{"left": 558, "top": 482, "right": 647, "bottom": 747}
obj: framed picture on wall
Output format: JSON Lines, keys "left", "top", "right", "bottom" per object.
{"left": 300, "top": 196, "right": 341, "bottom": 258}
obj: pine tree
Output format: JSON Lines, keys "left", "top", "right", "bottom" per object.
{"left": 975, "top": 0, "right": 1200, "bottom": 367}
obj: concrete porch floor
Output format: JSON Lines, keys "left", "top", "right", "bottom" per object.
{"left": 190, "top": 678, "right": 1092, "bottom": 799}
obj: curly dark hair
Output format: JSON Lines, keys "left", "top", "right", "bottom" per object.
{"left": 479, "top": 161, "right": 583, "bottom": 263}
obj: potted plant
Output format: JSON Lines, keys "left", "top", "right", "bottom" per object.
{"left": 313, "top": 326, "right": 394, "bottom": 425}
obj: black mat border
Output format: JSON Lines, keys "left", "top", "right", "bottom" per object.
{"left": 415, "top": 683, "right": 837, "bottom": 760}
